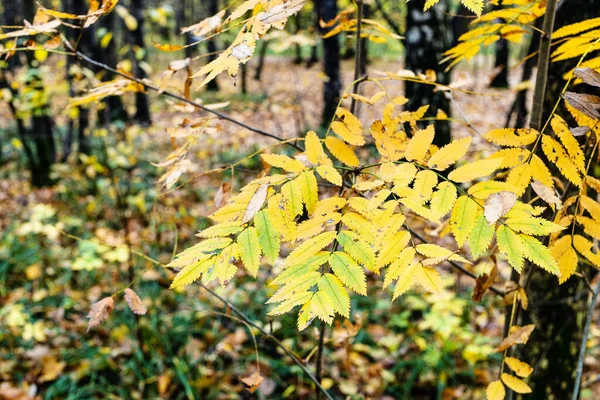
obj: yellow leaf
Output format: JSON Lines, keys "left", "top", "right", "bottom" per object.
{"left": 501, "top": 374, "right": 532, "bottom": 394}
{"left": 414, "top": 264, "right": 443, "bottom": 293}
{"left": 318, "top": 274, "right": 350, "bottom": 318}
{"left": 495, "top": 324, "right": 535, "bottom": 352}
{"left": 506, "top": 163, "right": 532, "bottom": 196}
{"left": 296, "top": 171, "right": 318, "bottom": 215}
{"left": 573, "top": 234, "right": 600, "bottom": 267}
{"left": 427, "top": 136, "right": 472, "bottom": 170}
{"left": 354, "top": 180, "right": 385, "bottom": 192}
{"left": 486, "top": 380, "right": 505, "bottom": 400}
{"left": 377, "top": 231, "right": 411, "bottom": 271}
{"left": 267, "top": 194, "right": 297, "bottom": 243}
{"left": 488, "top": 148, "right": 530, "bottom": 169}
{"left": 329, "top": 251, "right": 367, "bottom": 295}
{"left": 405, "top": 124, "right": 435, "bottom": 162}
{"left": 551, "top": 235, "right": 578, "bottom": 283}
{"left": 305, "top": 130, "right": 331, "bottom": 166}
{"left": 237, "top": 227, "right": 261, "bottom": 277}
{"left": 316, "top": 165, "right": 342, "bottom": 186}
{"left": 413, "top": 170, "right": 438, "bottom": 202}
{"left": 310, "top": 291, "right": 335, "bottom": 323}
{"left": 325, "top": 136, "right": 360, "bottom": 167}
{"left": 430, "top": 181, "right": 458, "bottom": 218}
{"left": 483, "top": 128, "right": 538, "bottom": 147}
{"left": 541, "top": 135, "right": 582, "bottom": 186}
{"left": 552, "top": 116, "right": 585, "bottom": 172}
{"left": 468, "top": 181, "right": 517, "bottom": 199}
{"left": 332, "top": 107, "right": 365, "bottom": 145}
{"left": 496, "top": 225, "right": 524, "bottom": 272}
{"left": 261, "top": 153, "right": 306, "bottom": 173}
{"left": 504, "top": 357, "right": 533, "bottom": 378}
{"left": 530, "top": 154, "right": 554, "bottom": 187}
{"left": 282, "top": 231, "right": 337, "bottom": 268}
{"left": 448, "top": 158, "right": 503, "bottom": 183}
{"left": 461, "top": 0, "right": 484, "bottom": 16}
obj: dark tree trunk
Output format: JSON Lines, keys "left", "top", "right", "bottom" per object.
{"left": 22, "top": 0, "right": 56, "bottom": 187}
{"left": 490, "top": 35, "right": 509, "bottom": 88}
{"left": 3, "top": 1, "right": 22, "bottom": 69}
{"left": 131, "top": 0, "right": 151, "bottom": 126}
{"left": 359, "top": 2, "right": 370, "bottom": 76}
{"left": 93, "top": 10, "right": 128, "bottom": 124}
{"left": 520, "top": 1, "right": 600, "bottom": 398}
{"left": 240, "top": 64, "right": 247, "bottom": 94}
{"left": 205, "top": 0, "right": 220, "bottom": 92}
{"left": 318, "top": 0, "right": 341, "bottom": 128}
{"left": 294, "top": 14, "right": 303, "bottom": 64}
{"left": 64, "top": 0, "right": 92, "bottom": 158}
{"left": 404, "top": 1, "right": 452, "bottom": 146}
{"left": 254, "top": 40, "right": 270, "bottom": 80}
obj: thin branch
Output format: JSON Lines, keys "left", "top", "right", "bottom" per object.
{"left": 199, "top": 284, "right": 335, "bottom": 400}
{"left": 60, "top": 38, "right": 303, "bottom": 151}
{"left": 529, "top": 0, "right": 558, "bottom": 130}
{"left": 349, "top": 0, "right": 364, "bottom": 115}
{"left": 572, "top": 278, "right": 600, "bottom": 400}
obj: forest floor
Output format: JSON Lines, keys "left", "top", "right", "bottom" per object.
{"left": 2, "top": 54, "right": 599, "bottom": 399}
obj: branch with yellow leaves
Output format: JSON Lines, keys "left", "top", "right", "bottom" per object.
{"left": 57, "top": 36, "right": 303, "bottom": 151}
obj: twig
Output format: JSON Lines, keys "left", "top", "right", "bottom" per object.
{"left": 349, "top": 0, "right": 364, "bottom": 115}
{"left": 572, "top": 278, "right": 600, "bottom": 400}
{"left": 529, "top": 0, "right": 558, "bottom": 131}
{"left": 58, "top": 230, "right": 333, "bottom": 399}
{"left": 199, "top": 284, "right": 334, "bottom": 400}
{"left": 59, "top": 38, "right": 303, "bottom": 151}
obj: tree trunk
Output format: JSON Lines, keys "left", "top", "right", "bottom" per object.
{"left": 205, "top": 0, "right": 220, "bottom": 92}
{"left": 318, "top": 0, "right": 341, "bottom": 128}
{"left": 22, "top": 0, "right": 56, "bottom": 187}
{"left": 404, "top": 1, "right": 452, "bottom": 146}
{"left": 520, "top": 0, "right": 600, "bottom": 398}
{"left": 94, "top": 10, "right": 128, "bottom": 124}
{"left": 490, "top": 28, "right": 509, "bottom": 88}
{"left": 254, "top": 40, "right": 270, "bottom": 80}
{"left": 131, "top": 0, "right": 152, "bottom": 126}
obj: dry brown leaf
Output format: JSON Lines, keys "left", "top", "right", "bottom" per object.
{"left": 472, "top": 263, "right": 498, "bottom": 302}
{"left": 494, "top": 324, "right": 535, "bottom": 352}
{"left": 214, "top": 182, "right": 232, "bottom": 209}
{"left": 124, "top": 288, "right": 147, "bottom": 315}
{"left": 242, "top": 184, "right": 269, "bottom": 223}
{"left": 484, "top": 191, "right": 517, "bottom": 225}
{"left": 574, "top": 67, "right": 600, "bottom": 88}
{"left": 563, "top": 92, "right": 600, "bottom": 120}
{"left": 531, "top": 180, "right": 562, "bottom": 209}
{"left": 87, "top": 296, "right": 114, "bottom": 332}
{"left": 240, "top": 371, "right": 264, "bottom": 393}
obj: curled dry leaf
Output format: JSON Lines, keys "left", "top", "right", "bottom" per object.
{"left": 87, "top": 296, "right": 114, "bottom": 332}
{"left": 214, "top": 182, "right": 232, "bottom": 209}
{"left": 472, "top": 262, "right": 498, "bottom": 302}
{"left": 124, "top": 288, "right": 147, "bottom": 315}
{"left": 242, "top": 184, "right": 269, "bottom": 223}
{"left": 563, "top": 92, "right": 600, "bottom": 120}
{"left": 494, "top": 324, "right": 535, "bottom": 352}
{"left": 484, "top": 191, "right": 517, "bottom": 225}
{"left": 240, "top": 371, "right": 264, "bottom": 393}
{"left": 570, "top": 126, "right": 590, "bottom": 137}
{"left": 574, "top": 67, "right": 600, "bottom": 88}
{"left": 531, "top": 180, "right": 562, "bottom": 209}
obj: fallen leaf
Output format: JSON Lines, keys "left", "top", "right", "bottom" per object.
{"left": 241, "top": 371, "right": 264, "bottom": 393}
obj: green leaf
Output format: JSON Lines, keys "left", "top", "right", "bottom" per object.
{"left": 271, "top": 252, "right": 329, "bottom": 286}
{"left": 267, "top": 271, "right": 321, "bottom": 304}
{"left": 520, "top": 234, "right": 561, "bottom": 276}
{"left": 255, "top": 210, "right": 280, "bottom": 264}
{"left": 469, "top": 211, "right": 495, "bottom": 258}
{"left": 318, "top": 273, "right": 350, "bottom": 318}
{"left": 505, "top": 216, "right": 565, "bottom": 236}
{"left": 282, "top": 231, "right": 337, "bottom": 268}
{"left": 310, "top": 291, "right": 335, "bottom": 323}
{"left": 496, "top": 225, "right": 524, "bottom": 272}
{"left": 450, "top": 195, "right": 479, "bottom": 246}
{"left": 336, "top": 231, "right": 376, "bottom": 271}
{"left": 430, "top": 181, "right": 458, "bottom": 218}
{"left": 237, "top": 227, "right": 261, "bottom": 277}
{"left": 329, "top": 251, "right": 367, "bottom": 295}
{"left": 170, "top": 257, "right": 214, "bottom": 288}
